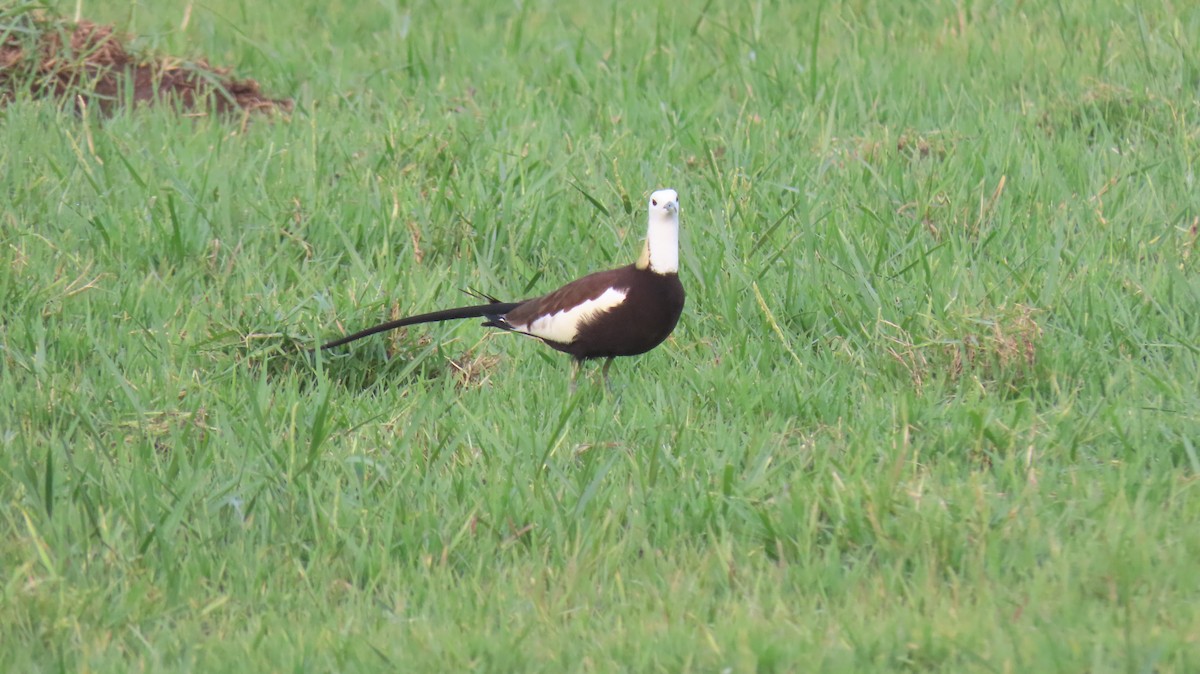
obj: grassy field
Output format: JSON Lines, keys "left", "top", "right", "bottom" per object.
{"left": 3, "top": 0, "right": 1199, "bottom": 671}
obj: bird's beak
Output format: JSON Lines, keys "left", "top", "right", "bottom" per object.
{"left": 664, "top": 201, "right": 678, "bottom": 214}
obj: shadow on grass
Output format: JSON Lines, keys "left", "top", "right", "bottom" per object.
{"left": 196, "top": 326, "right": 479, "bottom": 394}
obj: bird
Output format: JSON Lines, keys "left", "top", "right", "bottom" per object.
{"left": 321, "top": 188, "right": 685, "bottom": 389}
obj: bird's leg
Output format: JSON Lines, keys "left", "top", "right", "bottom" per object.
{"left": 600, "top": 356, "right": 615, "bottom": 391}
{"left": 569, "top": 358, "right": 582, "bottom": 393}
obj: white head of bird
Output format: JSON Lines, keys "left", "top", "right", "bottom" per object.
{"left": 638, "top": 188, "right": 680, "bottom": 275}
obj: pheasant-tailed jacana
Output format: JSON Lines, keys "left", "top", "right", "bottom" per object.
{"left": 322, "top": 189, "right": 685, "bottom": 388}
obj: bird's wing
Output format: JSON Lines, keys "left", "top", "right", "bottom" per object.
{"left": 500, "top": 267, "right": 631, "bottom": 345}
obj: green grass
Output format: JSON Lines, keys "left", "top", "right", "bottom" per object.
{"left": 3, "top": 0, "right": 1199, "bottom": 671}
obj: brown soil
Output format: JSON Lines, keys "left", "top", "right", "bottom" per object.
{"left": 0, "top": 17, "right": 291, "bottom": 116}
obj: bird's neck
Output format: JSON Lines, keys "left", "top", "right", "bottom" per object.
{"left": 635, "top": 214, "right": 679, "bottom": 274}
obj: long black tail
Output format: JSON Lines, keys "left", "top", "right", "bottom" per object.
{"left": 322, "top": 301, "right": 523, "bottom": 350}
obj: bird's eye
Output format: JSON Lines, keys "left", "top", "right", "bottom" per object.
{"left": 652, "top": 199, "right": 658, "bottom": 206}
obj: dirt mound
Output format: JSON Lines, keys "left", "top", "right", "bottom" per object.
{"left": 0, "top": 16, "right": 291, "bottom": 116}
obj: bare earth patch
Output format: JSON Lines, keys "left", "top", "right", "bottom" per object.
{"left": 0, "top": 16, "right": 290, "bottom": 116}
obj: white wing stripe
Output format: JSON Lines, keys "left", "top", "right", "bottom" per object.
{"left": 510, "top": 287, "right": 627, "bottom": 344}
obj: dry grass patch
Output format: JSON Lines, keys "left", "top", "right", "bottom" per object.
{"left": 0, "top": 12, "right": 290, "bottom": 116}
{"left": 880, "top": 303, "right": 1042, "bottom": 393}
{"left": 1038, "top": 81, "right": 1178, "bottom": 141}
{"left": 820, "top": 126, "right": 958, "bottom": 169}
